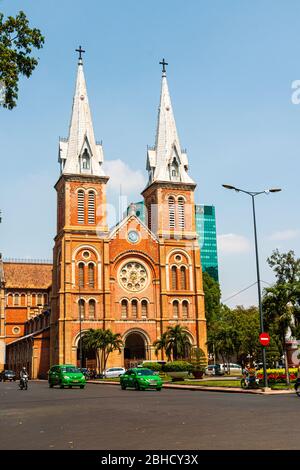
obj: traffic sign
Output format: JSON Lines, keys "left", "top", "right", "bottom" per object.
{"left": 259, "top": 332, "right": 270, "bottom": 346}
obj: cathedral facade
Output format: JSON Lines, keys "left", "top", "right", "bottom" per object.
{"left": 4, "top": 55, "right": 207, "bottom": 377}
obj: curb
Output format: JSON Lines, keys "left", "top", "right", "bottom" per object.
{"left": 88, "top": 380, "right": 294, "bottom": 395}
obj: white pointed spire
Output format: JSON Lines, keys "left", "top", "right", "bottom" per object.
{"left": 146, "top": 60, "right": 195, "bottom": 186}
{"left": 59, "top": 49, "right": 106, "bottom": 177}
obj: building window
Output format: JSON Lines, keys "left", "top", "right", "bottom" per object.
{"left": 131, "top": 300, "right": 138, "bottom": 319}
{"left": 173, "top": 300, "right": 179, "bottom": 319}
{"left": 82, "top": 149, "right": 90, "bottom": 170}
{"left": 88, "top": 191, "right": 95, "bottom": 224}
{"left": 168, "top": 196, "right": 175, "bottom": 229}
{"left": 121, "top": 299, "right": 128, "bottom": 319}
{"left": 78, "top": 262, "right": 85, "bottom": 288}
{"left": 14, "top": 294, "right": 20, "bottom": 306}
{"left": 141, "top": 300, "right": 148, "bottom": 318}
{"left": 77, "top": 190, "right": 85, "bottom": 224}
{"left": 180, "top": 266, "right": 187, "bottom": 290}
{"left": 89, "top": 300, "right": 96, "bottom": 319}
{"left": 182, "top": 301, "right": 189, "bottom": 319}
{"left": 88, "top": 263, "right": 95, "bottom": 288}
{"left": 171, "top": 266, "right": 177, "bottom": 290}
{"left": 37, "top": 293, "right": 43, "bottom": 306}
{"left": 13, "top": 326, "right": 21, "bottom": 335}
{"left": 178, "top": 197, "right": 185, "bottom": 230}
{"left": 78, "top": 299, "right": 85, "bottom": 320}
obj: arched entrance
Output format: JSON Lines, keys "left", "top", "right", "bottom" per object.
{"left": 124, "top": 331, "right": 148, "bottom": 369}
{"left": 76, "top": 338, "right": 96, "bottom": 370}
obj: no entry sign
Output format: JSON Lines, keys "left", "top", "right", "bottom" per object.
{"left": 259, "top": 332, "right": 270, "bottom": 346}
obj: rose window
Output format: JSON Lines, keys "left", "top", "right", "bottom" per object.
{"left": 119, "top": 262, "right": 148, "bottom": 292}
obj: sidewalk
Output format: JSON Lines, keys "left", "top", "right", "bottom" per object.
{"left": 88, "top": 380, "right": 294, "bottom": 395}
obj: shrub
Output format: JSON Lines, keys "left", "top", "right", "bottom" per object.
{"left": 190, "top": 347, "right": 207, "bottom": 372}
{"left": 141, "top": 362, "right": 162, "bottom": 372}
{"left": 163, "top": 361, "right": 192, "bottom": 372}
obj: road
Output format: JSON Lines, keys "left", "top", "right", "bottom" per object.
{"left": 0, "top": 381, "right": 299, "bottom": 450}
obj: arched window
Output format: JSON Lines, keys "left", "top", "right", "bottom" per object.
{"left": 37, "top": 293, "right": 43, "bottom": 306}
{"left": 77, "top": 190, "right": 85, "bottom": 224}
{"left": 82, "top": 149, "right": 90, "bottom": 170}
{"left": 168, "top": 196, "right": 175, "bottom": 229}
{"left": 170, "top": 157, "right": 180, "bottom": 181}
{"left": 89, "top": 300, "right": 96, "bottom": 319}
{"left": 88, "top": 263, "right": 95, "bottom": 288}
{"left": 88, "top": 191, "right": 95, "bottom": 224}
{"left": 141, "top": 300, "right": 148, "bottom": 318}
{"left": 78, "top": 262, "right": 85, "bottom": 288}
{"left": 21, "top": 294, "right": 26, "bottom": 307}
{"left": 78, "top": 299, "right": 85, "bottom": 320}
{"left": 14, "top": 294, "right": 20, "bottom": 306}
{"left": 171, "top": 266, "right": 178, "bottom": 290}
{"left": 31, "top": 293, "right": 36, "bottom": 307}
{"left": 178, "top": 197, "right": 185, "bottom": 230}
{"left": 182, "top": 300, "right": 189, "bottom": 319}
{"left": 173, "top": 300, "right": 179, "bottom": 319}
{"left": 131, "top": 300, "right": 138, "bottom": 319}
{"left": 180, "top": 266, "right": 187, "bottom": 290}
{"left": 121, "top": 299, "right": 128, "bottom": 319}
{"left": 44, "top": 294, "right": 48, "bottom": 305}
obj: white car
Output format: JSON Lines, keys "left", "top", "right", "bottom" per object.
{"left": 103, "top": 367, "right": 126, "bottom": 378}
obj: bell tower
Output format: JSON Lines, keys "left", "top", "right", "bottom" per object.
{"left": 50, "top": 48, "right": 109, "bottom": 366}
{"left": 142, "top": 59, "right": 197, "bottom": 240}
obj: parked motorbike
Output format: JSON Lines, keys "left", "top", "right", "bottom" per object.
{"left": 19, "top": 375, "right": 28, "bottom": 390}
{"left": 294, "top": 378, "right": 300, "bottom": 397}
{"left": 241, "top": 375, "right": 260, "bottom": 389}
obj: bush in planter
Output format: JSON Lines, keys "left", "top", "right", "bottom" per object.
{"left": 190, "top": 348, "right": 207, "bottom": 379}
{"left": 141, "top": 362, "right": 162, "bottom": 372}
{"left": 163, "top": 361, "right": 192, "bottom": 381}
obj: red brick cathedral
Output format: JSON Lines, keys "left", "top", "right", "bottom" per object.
{"left": 1, "top": 54, "right": 207, "bottom": 377}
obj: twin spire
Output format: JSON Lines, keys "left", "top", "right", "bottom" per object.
{"left": 58, "top": 47, "right": 105, "bottom": 177}
{"left": 59, "top": 50, "right": 194, "bottom": 187}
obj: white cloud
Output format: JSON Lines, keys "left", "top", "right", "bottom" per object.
{"left": 217, "top": 233, "right": 251, "bottom": 254}
{"left": 103, "top": 159, "right": 146, "bottom": 194}
{"left": 268, "top": 229, "right": 300, "bottom": 241}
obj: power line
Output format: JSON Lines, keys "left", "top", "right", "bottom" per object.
{"left": 222, "top": 279, "right": 273, "bottom": 303}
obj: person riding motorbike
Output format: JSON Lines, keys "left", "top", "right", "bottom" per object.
{"left": 19, "top": 366, "right": 29, "bottom": 390}
{"left": 241, "top": 365, "right": 259, "bottom": 389}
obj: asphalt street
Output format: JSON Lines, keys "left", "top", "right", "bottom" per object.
{"left": 0, "top": 381, "right": 299, "bottom": 450}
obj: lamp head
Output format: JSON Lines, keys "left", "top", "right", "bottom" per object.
{"left": 222, "top": 184, "right": 236, "bottom": 190}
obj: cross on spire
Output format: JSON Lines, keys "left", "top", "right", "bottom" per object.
{"left": 76, "top": 45, "right": 85, "bottom": 64}
{"left": 159, "top": 58, "right": 168, "bottom": 75}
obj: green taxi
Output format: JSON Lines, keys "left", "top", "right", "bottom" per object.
{"left": 48, "top": 364, "right": 86, "bottom": 389}
{"left": 120, "top": 368, "right": 163, "bottom": 391}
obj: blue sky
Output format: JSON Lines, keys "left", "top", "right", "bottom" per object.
{"left": 1, "top": 0, "right": 300, "bottom": 306}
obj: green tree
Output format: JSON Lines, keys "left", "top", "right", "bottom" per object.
{"left": 0, "top": 10, "right": 44, "bottom": 109}
{"left": 232, "top": 306, "right": 260, "bottom": 366}
{"left": 153, "top": 331, "right": 170, "bottom": 360}
{"left": 82, "top": 328, "right": 123, "bottom": 374}
{"left": 153, "top": 325, "right": 191, "bottom": 361}
{"left": 202, "top": 272, "right": 221, "bottom": 324}
{"left": 267, "top": 249, "right": 300, "bottom": 284}
{"left": 263, "top": 284, "right": 297, "bottom": 385}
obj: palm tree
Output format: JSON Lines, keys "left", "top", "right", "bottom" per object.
{"left": 156, "top": 325, "right": 191, "bottom": 361}
{"left": 263, "top": 284, "right": 297, "bottom": 385}
{"left": 102, "top": 330, "right": 124, "bottom": 372}
{"left": 82, "top": 328, "right": 124, "bottom": 374}
{"left": 153, "top": 331, "right": 170, "bottom": 360}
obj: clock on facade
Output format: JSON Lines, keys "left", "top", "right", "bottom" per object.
{"left": 127, "top": 230, "right": 139, "bottom": 244}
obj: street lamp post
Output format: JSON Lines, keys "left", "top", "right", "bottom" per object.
{"left": 222, "top": 184, "right": 281, "bottom": 389}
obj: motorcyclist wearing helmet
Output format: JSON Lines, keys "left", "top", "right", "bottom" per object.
{"left": 20, "top": 366, "right": 29, "bottom": 385}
